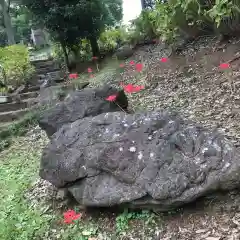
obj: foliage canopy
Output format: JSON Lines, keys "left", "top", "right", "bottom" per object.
{"left": 23, "top": 0, "right": 123, "bottom": 57}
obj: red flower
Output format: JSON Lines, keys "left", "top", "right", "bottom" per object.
{"left": 63, "top": 210, "right": 76, "bottom": 219}
{"left": 87, "top": 67, "right": 93, "bottom": 73}
{"left": 69, "top": 73, "right": 78, "bottom": 79}
{"left": 122, "top": 84, "right": 144, "bottom": 93}
{"left": 106, "top": 94, "right": 117, "bottom": 102}
{"left": 135, "top": 63, "right": 143, "bottom": 72}
{"left": 219, "top": 63, "right": 230, "bottom": 69}
{"left": 92, "top": 56, "right": 98, "bottom": 60}
{"left": 119, "top": 63, "right": 125, "bottom": 68}
{"left": 160, "top": 57, "right": 168, "bottom": 62}
{"left": 133, "top": 85, "right": 145, "bottom": 91}
{"left": 63, "top": 210, "right": 81, "bottom": 224}
{"left": 129, "top": 60, "right": 135, "bottom": 65}
{"left": 71, "top": 213, "right": 82, "bottom": 220}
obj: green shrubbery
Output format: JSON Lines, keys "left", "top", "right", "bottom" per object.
{"left": 53, "top": 27, "right": 128, "bottom": 63}
{"left": 98, "top": 27, "right": 128, "bottom": 52}
{"left": 52, "top": 0, "right": 240, "bottom": 64}
{"left": 130, "top": 0, "right": 240, "bottom": 43}
{"left": 0, "top": 45, "right": 34, "bottom": 88}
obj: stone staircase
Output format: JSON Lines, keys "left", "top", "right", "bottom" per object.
{"left": 0, "top": 85, "right": 40, "bottom": 123}
{"left": 0, "top": 59, "right": 65, "bottom": 124}
{"left": 31, "top": 58, "right": 65, "bottom": 86}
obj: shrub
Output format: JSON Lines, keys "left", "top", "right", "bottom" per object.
{"left": 52, "top": 43, "right": 64, "bottom": 61}
{"left": 127, "top": 10, "right": 158, "bottom": 45}
{"left": 0, "top": 45, "right": 35, "bottom": 88}
{"left": 128, "top": 0, "right": 240, "bottom": 44}
{"left": 204, "top": 0, "right": 240, "bottom": 36}
{"left": 98, "top": 27, "right": 128, "bottom": 52}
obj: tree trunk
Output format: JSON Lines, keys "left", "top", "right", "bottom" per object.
{"left": 89, "top": 35, "right": 100, "bottom": 57}
{"left": 60, "top": 41, "right": 70, "bottom": 71}
{"left": 0, "top": 0, "right": 15, "bottom": 45}
{"left": 71, "top": 46, "right": 80, "bottom": 61}
{"left": 141, "top": 0, "right": 145, "bottom": 9}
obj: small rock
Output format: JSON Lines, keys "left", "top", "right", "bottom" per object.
{"left": 205, "top": 237, "right": 220, "bottom": 240}
{"left": 196, "top": 229, "right": 208, "bottom": 234}
{"left": 56, "top": 189, "right": 68, "bottom": 200}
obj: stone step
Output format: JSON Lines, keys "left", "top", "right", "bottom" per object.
{"left": 34, "top": 61, "right": 57, "bottom": 69}
{"left": 20, "top": 91, "right": 39, "bottom": 100}
{"left": 0, "top": 108, "right": 30, "bottom": 122}
{"left": 21, "top": 86, "right": 40, "bottom": 93}
{"left": 30, "top": 58, "right": 54, "bottom": 65}
{"left": 36, "top": 67, "right": 61, "bottom": 75}
{"left": 0, "top": 98, "right": 36, "bottom": 113}
{"left": 0, "top": 121, "right": 14, "bottom": 131}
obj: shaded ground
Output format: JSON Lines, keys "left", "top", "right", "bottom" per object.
{"left": 1, "top": 36, "right": 240, "bottom": 239}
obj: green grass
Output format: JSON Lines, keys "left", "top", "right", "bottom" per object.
{"left": 0, "top": 134, "right": 103, "bottom": 240}
{"left": 0, "top": 136, "right": 52, "bottom": 240}
{"left": 116, "top": 209, "right": 156, "bottom": 233}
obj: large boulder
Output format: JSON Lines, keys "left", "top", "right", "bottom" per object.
{"left": 40, "top": 110, "right": 240, "bottom": 210}
{"left": 38, "top": 85, "right": 128, "bottom": 137}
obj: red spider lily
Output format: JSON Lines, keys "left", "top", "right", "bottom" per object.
{"left": 63, "top": 210, "right": 81, "bottom": 224}
{"left": 106, "top": 94, "right": 117, "bottom": 102}
{"left": 129, "top": 60, "right": 135, "bottom": 65}
{"left": 133, "top": 85, "right": 145, "bottom": 91}
{"left": 69, "top": 73, "right": 78, "bottom": 79}
{"left": 87, "top": 67, "right": 93, "bottom": 73}
{"left": 119, "top": 63, "right": 125, "bottom": 68}
{"left": 135, "top": 63, "right": 143, "bottom": 72}
{"left": 63, "top": 210, "right": 76, "bottom": 219}
{"left": 92, "top": 56, "right": 98, "bottom": 60}
{"left": 160, "top": 57, "right": 168, "bottom": 62}
{"left": 122, "top": 84, "right": 144, "bottom": 93}
{"left": 219, "top": 63, "right": 230, "bottom": 69}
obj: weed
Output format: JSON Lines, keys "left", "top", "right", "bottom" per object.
{"left": 0, "top": 136, "right": 52, "bottom": 240}
{"left": 116, "top": 208, "right": 156, "bottom": 233}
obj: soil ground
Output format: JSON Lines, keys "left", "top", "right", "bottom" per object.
{"left": 1, "top": 35, "right": 240, "bottom": 240}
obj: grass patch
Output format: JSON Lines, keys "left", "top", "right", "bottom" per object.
{"left": 0, "top": 135, "right": 52, "bottom": 240}
{"left": 116, "top": 209, "right": 156, "bottom": 233}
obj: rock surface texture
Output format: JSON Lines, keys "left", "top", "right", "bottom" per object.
{"left": 38, "top": 85, "right": 128, "bottom": 137}
{"left": 40, "top": 110, "right": 240, "bottom": 210}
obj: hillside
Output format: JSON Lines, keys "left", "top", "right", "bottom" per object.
{"left": 1, "top": 35, "right": 240, "bottom": 240}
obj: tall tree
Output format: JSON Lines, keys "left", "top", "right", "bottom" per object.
{"left": 0, "top": 0, "right": 15, "bottom": 45}
{"left": 23, "top": 0, "right": 122, "bottom": 64}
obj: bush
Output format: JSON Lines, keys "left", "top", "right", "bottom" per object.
{"left": 98, "top": 27, "right": 128, "bottom": 52}
{"left": 0, "top": 45, "right": 35, "bottom": 88}
{"left": 128, "top": 0, "right": 240, "bottom": 44}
